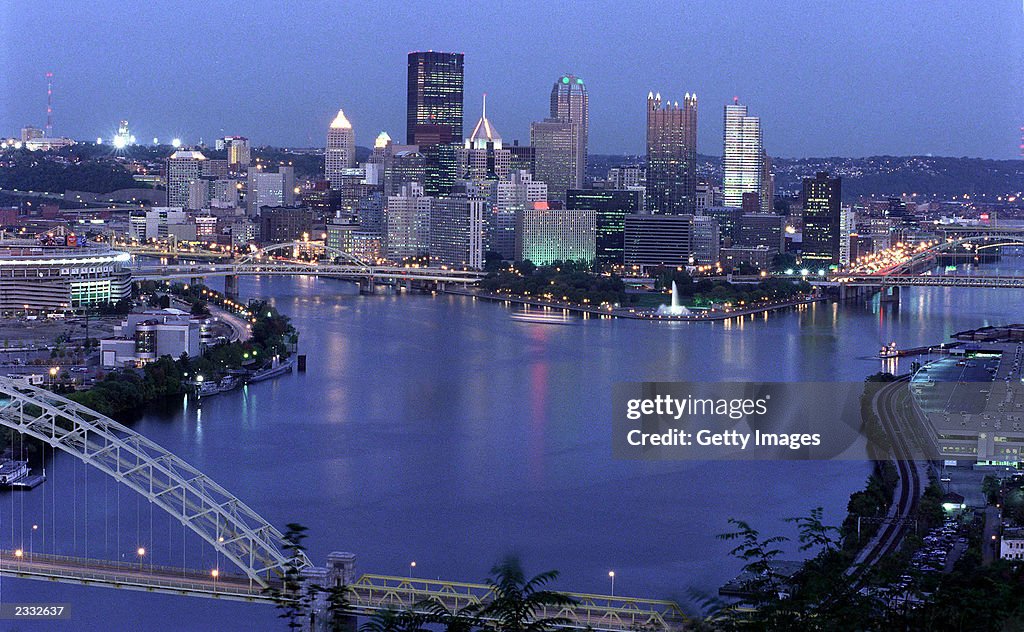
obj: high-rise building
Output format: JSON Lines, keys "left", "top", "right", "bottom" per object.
{"left": 760, "top": 151, "right": 774, "bottom": 213}
{"left": 723, "top": 99, "right": 764, "bottom": 209}
{"left": 624, "top": 214, "right": 694, "bottom": 271}
{"left": 456, "top": 95, "right": 511, "bottom": 182}
{"left": 801, "top": 172, "right": 842, "bottom": 266}
{"left": 646, "top": 92, "right": 698, "bottom": 214}
{"left": 550, "top": 74, "right": 588, "bottom": 189}
{"left": 491, "top": 170, "right": 547, "bottom": 260}
{"left": 530, "top": 118, "right": 577, "bottom": 202}
{"left": 258, "top": 206, "right": 315, "bottom": 244}
{"left": 216, "top": 136, "right": 251, "bottom": 170}
{"left": 839, "top": 205, "right": 856, "bottom": 267}
{"left": 246, "top": 166, "right": 295, "bottom": 215}
{"left": 384, "top": 150, "right": 428, "bottom": 197}
{"left": 166, "top": 150, "right": 207, "bottom": 209}
{"left": 736, "top": 213, "right": 785, "bottom": 253}
{"left": 407, "top": 51, "right": 464, "bottom": 145}
{"left": 566, "top": 189, "right": 642, "bottom": 267}
{"left": 430, "top": 195, "right": 485, "bottom": 269}
{"left": 326, "top": 109, "right": 355, "bottom": 189}
{"left": 691, "top": 215, "right": 720, "bottom": 266}
{"left": 515, "top": 205, "right": 596, "bottom": 265}
{"left": 385, "top": 183, "right": 433, "bottom": 261}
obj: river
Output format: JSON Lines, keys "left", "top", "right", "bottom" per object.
{"left": 2, "top": 266, "right": 1023, "bottom": 631}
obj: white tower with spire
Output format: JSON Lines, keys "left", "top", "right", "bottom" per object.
{"left": 326, "top": 109, "right": 355, "bottom": 189}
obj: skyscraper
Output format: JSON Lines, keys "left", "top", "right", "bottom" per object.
{"left": 407, "top": 51, "right": 464, "bottom": 145}
{"left": 550, "top": 74, "right": 588, "bottom": 188}
{"left": 566, "top": 189, "right": 641, "bottom": 267}
{"left": 801, "top": 172, "right": 842, "bottom": 266}
{"left": 166, "top": 150, "right": 207, "bottom": 209}
{"left": 216, "top": 136, "right": 251, "bottom": 171}
{"left": 645, "top": 92, "right": 698, "bottom": 214}
{"left": 456, "top": 94, "right": 511, "bottom": 182}
{"left": 531, "top": 118, "right": 577, "bottom": 203}
{"left": 326, "top": 109, "right": 355, "bottom": 189}
{"left": 723, "top": 99, "right": 764, "bottom": 209}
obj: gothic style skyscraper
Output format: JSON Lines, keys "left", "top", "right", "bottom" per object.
{"left": 645, "top": 92, "right": 698, "bottom": 214}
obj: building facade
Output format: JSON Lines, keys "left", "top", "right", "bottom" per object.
{"left": 550, "top": 74, "right": 588, "bottom": 190}
{"left": 530, "top": 118, "right": 577, "bottom": 203}
{"left": 801, "top": 172, "right": 842, "bottom": 266}
{"left": 429, "top": 196, "right": 484, "bottom": 269}
{"left": 166, "top": 150, "right": 207, "bottom": 209}
{"left": 566, "top": 188, "right": 641, "bottom": 267}
{"left": 624, "top": 214, "right": 693, "bottom": 271}
{"left": 646, "top": 92, "right": 697, "bottom": 214}
{"left": 407, "top": 51, "right": 464, "bottom": 145}
{"left": 723, "top": 100, "right": 763, "bottom": 209}
{"left": 326, "top": 109, "right": 356, "bottom": 189}
{"left": 514, "top": 205, "right": 596, "bottom": 265}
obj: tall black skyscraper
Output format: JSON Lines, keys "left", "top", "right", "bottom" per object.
{"left": 646, "top": 92, "right": 697, "bottom": 214}
{"left": 801, "top": 172, "right": 842, "bottom": 266}
{"left": 407, "top": 51, "right": 465, "bottom": 145}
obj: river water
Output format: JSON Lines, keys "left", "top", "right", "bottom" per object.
{"left": 2, "top": 266, "right": 1024, "bottom": 630}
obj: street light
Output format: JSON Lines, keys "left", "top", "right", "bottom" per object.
{"left": 609, "top": 571, "right": 615, "bottom": 596}
{"left": 30, "top": 524, "right": 37, "bottom": 555}
{"left": 409, "top": 561, "right": 416, "bottom": 577}
{"left": 137, "top": 546, "right": 146, "bottom": 570}
{"left": 212, "top": 567, "right": 220, "bottom": 590}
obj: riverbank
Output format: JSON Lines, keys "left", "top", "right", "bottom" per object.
{"left": 445, "top": 287, "right": 825, "bottom": 321}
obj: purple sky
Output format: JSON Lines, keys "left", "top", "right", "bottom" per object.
{"left": 1, "top": 1, "right": 1021, "bottom": 158}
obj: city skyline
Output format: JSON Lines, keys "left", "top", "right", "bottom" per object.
{"left": 1, "top": 2, "right": 1021, "bottom": 159}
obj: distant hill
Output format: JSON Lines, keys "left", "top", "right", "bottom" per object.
{"left": 589, "top": 154, "right": 1024, "bottom": 200}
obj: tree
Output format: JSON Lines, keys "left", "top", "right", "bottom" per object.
{"left": 417, "top": 597, "right": 480, "bottom": 632}
{"left": 312, "top": 583, "right": 356, "bottom": 632}
{"left": 264, "top": 523, "right": 312, "bottom": 631}
{"left": 715, "top": 519, "right": 795, "bottom": 627}
{"left": 191, "top": 300, "right": 211, "bottom": 317}
{"left": 359, "top": 608, "right": 427, "bottom": 632}
{"left": 477, "top": 556, "right": 575, "bottom": 632}
{"left": 786, "top": 507, "right": 841, "bottom": 554}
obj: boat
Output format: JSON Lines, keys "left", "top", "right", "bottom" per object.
{"left": 248, "top": 356, "right": 295, "bottom": 383}
{"left": 195, "top": 375, "right": 243, "bottom": 399}
{"left": 510, "top": 310, "right": 577, "bottom": 325}
{"left": 879, "top": 342, "right": 899, "bottom": 358}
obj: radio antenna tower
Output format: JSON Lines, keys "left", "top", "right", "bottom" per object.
{"left": 45, "top": 72, "right": 54, "bottom": 137}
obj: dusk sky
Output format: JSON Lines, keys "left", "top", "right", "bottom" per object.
{"left": 1, "top": 1, "right": 1021, "bottom": 158}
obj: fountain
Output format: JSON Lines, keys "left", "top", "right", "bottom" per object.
{"left": 655, "top": 281, "right": 691, "bottom": 316}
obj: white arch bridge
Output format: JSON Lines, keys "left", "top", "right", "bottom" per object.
{"left": 0, "top": 379, "right": 688, "bottom": 631}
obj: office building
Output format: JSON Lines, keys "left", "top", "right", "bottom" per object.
{"left": 839, "top": 206, "right": 856, "bottom": 267}
{"left": 456, "top": 95, "right": 511, "bottom": 181}
{"left": 166, "top": 150, "right": 207, "bottom": 209}
{"left": 801, "top": 172, "right": 842, "bottom": 266}
{"left": 550, "top": 74, "right": 588, "bottom": 189}
{"left": 247, "top": 166, "right": 295, "bottom": 215}
{"left": 491, "top": 171, "right": 547, "bottom": 260}
{"left": 429, "top": 196, "right": 485, "bottom": 269}
{"left": 624, "top": 214, "right": 693, "bottom": 271}
{"left": 385, "top": 183, "right": 433, "bottom": 261}
{"left": 508, "top": 142, "right": 536, "bottom": 176}
{"left": 515, "top": 205, "right": 596, "bottom": 265}
{"left": 691, "top": 215, "right": 720, "bottom": 266}
{"left": 407, "top": 51, "right": 464, "bottom": 145}
{"left": 723, "top": 99, "right": 763, "bottom": 209}
{"left": 216, "top": 136, "right": 251, "bottom": 170}
{"left": 258, "top": 206, "right": 315, "bottom": 243}
{"left": 566, "top": 189, "right": 641, "bottom": 267}
{"left": 736, "top": 213, "right": 785, "bottom": 252}
{"left": 646, "top": 92, "right": 697, "bottom": 214}
{"left": 326, "top": 109, "right": 356, "bottom": 189}
{"left": 531, "top": 118, "right": 577, "bottom": 202}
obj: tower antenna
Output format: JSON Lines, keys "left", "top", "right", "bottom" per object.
{"left": 45, "top": 72, "right": 54, "bottom": 137}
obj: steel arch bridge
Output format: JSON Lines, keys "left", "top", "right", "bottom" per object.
{"left": 883, "top": 234, "right": 1024, "bottom": 275}
{"left": 0, "top": 378, "right": 310, "bottom": 587}
{"left": 236, "top": 241, "right": 372, "bottom": 268}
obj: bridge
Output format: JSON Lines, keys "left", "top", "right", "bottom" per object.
{"left": 128, "top": 241, "right": 486, "bottom": 295}
{"left": 0, "top": 378, "right": 688, "bottom": 631}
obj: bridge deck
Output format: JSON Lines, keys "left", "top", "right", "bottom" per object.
{"left": 0, "top": 552, "right": 689, "bottom": 630}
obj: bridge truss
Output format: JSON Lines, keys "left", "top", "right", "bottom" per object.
{"left": 0, "top": 378, "right": 310, "bottom": 587}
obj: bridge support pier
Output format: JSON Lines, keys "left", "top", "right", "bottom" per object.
{"left": 224, "top": 274, "right": 240, "bottom": 300}
{"left": 839, "top": 284, "right": 872, "bottom": 302}
{"left": 305, "top": 552, "right": 358, "bottom": 632}
{"left": 879, "top": 285, "right": 901, "bottom": 304}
